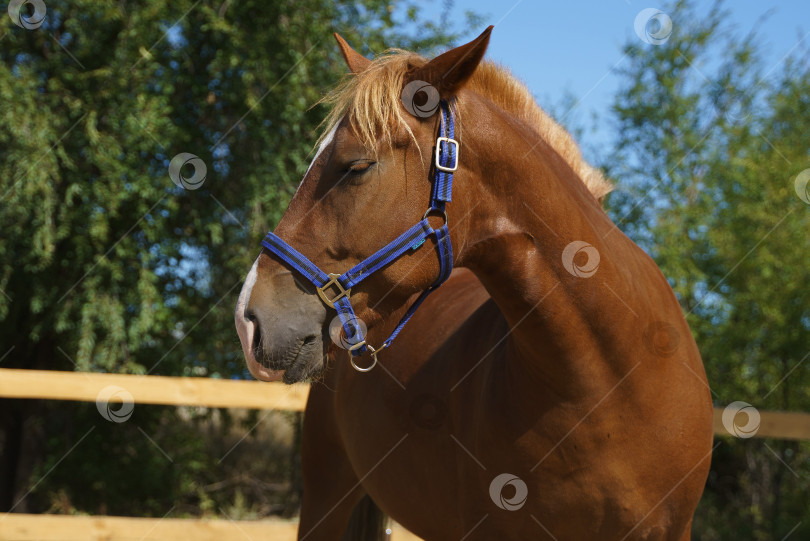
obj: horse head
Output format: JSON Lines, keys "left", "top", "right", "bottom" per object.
{"left": 235, "top": 28, "right": 493, "bottom": 383}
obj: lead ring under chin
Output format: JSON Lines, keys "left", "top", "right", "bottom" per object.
{"left": 350, "top": 344, "right": 378, "bottom": 372}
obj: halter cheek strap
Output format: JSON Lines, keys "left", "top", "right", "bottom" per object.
{"left": 260, "top": 100, "right": 458, "bottom": 372}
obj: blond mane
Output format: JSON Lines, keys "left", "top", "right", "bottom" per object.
{"left": 319, "top": 50, "right": 612, "bottom": 201}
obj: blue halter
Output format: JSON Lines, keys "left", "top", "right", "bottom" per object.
{"left": 261, "top": 100, "right": 458, "bottom": 372}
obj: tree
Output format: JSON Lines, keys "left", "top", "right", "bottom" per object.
{"left": 605, "top": 1, "right": 810, "bottom": 538}
{"left": 0, "top": 0, "right": 478, "bottom": 515}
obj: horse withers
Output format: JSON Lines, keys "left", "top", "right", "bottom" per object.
{"left": 235, "top": 26, "right": 713, "bottom": 541}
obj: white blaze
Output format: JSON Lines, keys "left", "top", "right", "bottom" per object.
{"left": 294, "top": 120, "right": 340, "bottom": 196}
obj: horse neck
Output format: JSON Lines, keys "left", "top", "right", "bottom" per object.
{"left": 454, "top": 95, "right": 643, "bottom": 396}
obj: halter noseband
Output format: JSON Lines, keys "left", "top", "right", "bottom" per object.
{"left": 261, "top": 100, "right": 458, "bottom": 372}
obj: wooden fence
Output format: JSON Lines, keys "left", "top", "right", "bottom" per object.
{"left": 2, "top": 368, "right": 809, "bottom": 440}
{"left": 0, "top": 514, "right": 300, "bottom": 541}
{"left": 1, "top": 367, "right": 809, "bottom": 540}
{"left": 0, "top": 368, "right": 309, "bottom": 410}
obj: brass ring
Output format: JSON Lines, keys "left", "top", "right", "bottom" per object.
{"left": 350, "top": 344, "right": 378, "bottom": 372}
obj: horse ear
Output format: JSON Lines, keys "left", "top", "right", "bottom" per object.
{"left": 408, "top": 26, "right": 493, "bottom": 97}
{"left": 334, "top": 33, "right": 372, "bottom": 74}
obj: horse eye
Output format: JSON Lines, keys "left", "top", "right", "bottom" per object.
{"left": 347, "top": 161, "right": 375, "bottom": 174}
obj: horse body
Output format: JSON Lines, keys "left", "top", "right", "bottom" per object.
{"left": 236, "top": 27, "right": 713, "bottom": 540}
{"left": 300, "top": 93, "right": 712, "bottom": 541}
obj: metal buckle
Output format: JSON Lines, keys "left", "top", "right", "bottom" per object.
{"left": 316, "top": 273, "right": 351, "bottom": 305}
{"left": 435, "top": 136, "right": 459, "bottom": 173}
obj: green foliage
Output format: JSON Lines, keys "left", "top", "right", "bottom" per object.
{"left": 605, "top": 1, "right": 810, "bottom": 538}
{"left": 36, "top": 403, "right": 298, "bottom": 518}
{"left": 0, "top": 0, "right": 475, "bottom": 517}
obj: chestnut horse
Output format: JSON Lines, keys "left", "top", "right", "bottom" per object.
{"left": 235, "top": 27, "right": 713, "bottom": 540}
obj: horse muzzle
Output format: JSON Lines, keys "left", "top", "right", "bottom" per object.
{"left": 235, "top": 257, "right": 327, "bottom": 383}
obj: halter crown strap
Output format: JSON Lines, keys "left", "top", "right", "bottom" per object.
{"left": 260, "top": 100, "right": 457, "bottom": 370}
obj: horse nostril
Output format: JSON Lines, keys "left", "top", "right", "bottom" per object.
{"left": 245, "top": 309, "right": 262, "bottom": 353}
{"left": 252, "top": 326, "right": 262, "bottom": 355}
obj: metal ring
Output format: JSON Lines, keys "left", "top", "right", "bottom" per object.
{"left": 423, "top": 207, "right": 448, "bottom": 227}
{"left": 350, "top": 344, "right": 378, "bottom": 372}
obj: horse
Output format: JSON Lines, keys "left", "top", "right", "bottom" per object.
{"left": 235, "top": 26, "right": 714, "bottom": 540}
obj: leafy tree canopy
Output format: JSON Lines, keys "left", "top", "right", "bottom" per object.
{"left": 604, "top": 1, "right": 810, "bottom": 538}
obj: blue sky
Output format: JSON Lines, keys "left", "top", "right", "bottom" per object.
{"left": 413, "top": 0, "right": 809, "bottom": 163}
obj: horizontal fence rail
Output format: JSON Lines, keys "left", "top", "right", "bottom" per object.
{"left": 1, "top": 369, "right": 809, "bottom": 440}
{"left": 711, "top": 408, "right": 810, "bottom": 441}
{"left": 0, "top": 513, "right": 423, "bottom": 541}
{"left": 0, "top": 514, "right": 299, "bottom": 541}
{"left": 0, "top": 368, "right": 309, "bottom": 411}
